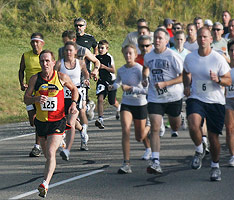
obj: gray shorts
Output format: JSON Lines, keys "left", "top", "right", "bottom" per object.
{"left": 225, "top": 98, "right": 234, "bottom": 110}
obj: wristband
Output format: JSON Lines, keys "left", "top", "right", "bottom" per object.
{"left": 94, "top": 66, "right": 99, "bottom": 69}
{"left": 71, "top": 100, "right": 77, "bottom": 104}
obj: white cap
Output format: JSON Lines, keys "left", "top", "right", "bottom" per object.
{"left": 204, "top": 19, "right": 213, "bottom": 26}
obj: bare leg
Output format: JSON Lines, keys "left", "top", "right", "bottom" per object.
{"left": 121, "top": 111, "right": 133, "bottom": 161}
{"left": 168, "top": 115, "right": 181, "bottom": 131}
{"left": 97, "top": 94, "right": 104, "bottom": 117}
{"left": 149, "top": 114, "right": 162, "bottom": 152}
{"left": 208, "top": 131, "right": 220, "bottom": 163}
{"left": 225, "top": 109, "right": 234, "bottom": 156}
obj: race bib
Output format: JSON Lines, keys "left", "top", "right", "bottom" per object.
{"left": 96, "top": 84, "right": 105, "bottom": 94}
{"left": 78, "top": 87, "right": 86, "bottom": 101}
{"left": 228, "top": 84, "right": 234, "bottom": 92}
{"left": 156, "top": 87, "right": 168, "bottom": 96}
{"left": 196, "top": 80, "right": 214, "bottom": 93}
{"left": 123, "top": 91, "right": 137, "bottom": 98}
{"left": 40, "top": 97, "right": 57, "bottom": 111}
{"left": 64, "top": 87, "right": 71, "bottom": 98}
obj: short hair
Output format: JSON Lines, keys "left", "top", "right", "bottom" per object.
{"left": 197, "top": 26, "right": 211, "bottom": 36}
{"left": 98, "top": 40, "right": 109, "bottom": 48}
{"left": 62, "top": 30, "right": 76, "bottom": 39}
{"left": 137, "top": 18, "right": 147, "bottom": 25}
{"left": 194, "top": 16, "right": 203, "bottom": 22}
{"left": 213, "top": 22, "right": 223, "bottom": 30}
{"left": 173, "top": 22, "right": 184, "bottom": 30}
{"left": 187, "top": 23, "right": 197, "bottom": 30}
{"left": 122, "top": 44, "right": 137, "bottom": 55}
{"left": 39, "top": 50, "right": 55, "bottom": 61}
{"left": 228, "top": 40, "right": 234, "bottom": 52}
{"left": 74, "top": 17, "right": 87, "bottom": 26}
{"left": 31, "top": 32, "right": 44, "bottom": 40}
{"left": 174, "top": 30, "right": 186, "bottom": 37}
{"left": 229, "top": 19, "right": 234, "bottom": 26}
{"left": 223, "top": 10, "right": 231, "bottom": 18}
{"left": 138, "top": 35, "right": 152, "bottom": 44}
{"left": 64, "top": 41, "right": 78, "bottom": 50}
{"left": 138, "top": 26, "right": 150, "bottom": 33}
{"left": 154, "top": 28, "right": 170, "bottom": 41}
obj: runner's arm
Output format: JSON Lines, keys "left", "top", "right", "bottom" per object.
{"left": 19, "top": 54, "right": 27, "bottom": 91}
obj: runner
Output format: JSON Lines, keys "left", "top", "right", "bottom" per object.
{"left": 95, "top": 40, "right": 120, "bottom": 129}
{"left": 55, "top": 41, "right": 90, "bottom": 160}
{"left": 225, "top": 40, "right": 234, "bottom": 167}
{"left": 24, "top": 50, "right": 79, "bottom": 197}
{"left": 183, "top": 27, "right": 231, "bottom": 181}
{"left": 109, "top": 44, "right": 148, "bottom": 174}
{"left": 143, "top": 28, "right": 184, "bottom": 174}
{"left": 19, "top": 33, "right": 45, "bottom": 157}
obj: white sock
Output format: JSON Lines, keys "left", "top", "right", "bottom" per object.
{"left": 117, "top": 105, "right": 121, "bottom": 112}
{"left": 43, "top": 180, "right": 49, "bottom": 189}
{"left": 211, "top": 161, "right": 219, "bottom": 168}
{"left": 145, "top": 148, "right": 151, "bottom": 153}
{"left": 195, "top": 143, "right": 203, "bottom": 154}
{"left": 202, "top": 136, "right": 208, "bottom": 144}
{"left": 34, "top": 144, "right": 40, "bottom": 149}
{"left": 152, "top": 152, "right": 159, "bottom": 160}
{"left": 82, "top": 124, "right": 88, "bottom": 131}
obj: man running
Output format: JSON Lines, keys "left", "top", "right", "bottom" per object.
{"left": 24, "top": 50, "right": 78, "bottom": 197}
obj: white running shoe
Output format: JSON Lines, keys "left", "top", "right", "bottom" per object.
{"left": 229, "top": 156, "right": 234, "bottom": 167}
{"left": 118, "top": 163, "right": 132, "bottom": 174}
{"left": 159, "top": 119, "right": 165, "bottom": 137}
{"left": 142, "top": 149, "right": 152, "bottom": 160}
{"left": 80, "top": 126, "right": 89, "bottom": 144}
{"left": 60, "top": 149, "right": 70, "bottom": 161}
{"left": 86, "top": 100, "right": 95, "bottom": 120}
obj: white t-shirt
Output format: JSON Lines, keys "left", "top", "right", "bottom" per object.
{"left": 226, "top": 68, "right": 234, "bottom": 98}
{"left": 144, "top": 48, "right": 184, "bottom": 103}
{"left": 184, "top": 50, "right": 230, "bottom": 104}
{"left": 184, "top": 41, "right": 199, "bottom": 52}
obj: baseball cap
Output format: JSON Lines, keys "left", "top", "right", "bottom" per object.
{"left": 204, "top": 19, "right": 213, "bottom": 26}
{"left": 163, "top": 18, "right": 174, "bottom": 26}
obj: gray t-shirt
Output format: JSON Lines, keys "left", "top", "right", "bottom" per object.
{"left": 112, "top": 63, "right": 147, "bottom": 106}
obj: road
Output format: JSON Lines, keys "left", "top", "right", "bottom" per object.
{"left": 0, "top": 107, "right": 233, "bottom": 200}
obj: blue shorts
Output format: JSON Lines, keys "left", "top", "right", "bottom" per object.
{"left": 186, "top": 98, "right": 225, "bottom": 135}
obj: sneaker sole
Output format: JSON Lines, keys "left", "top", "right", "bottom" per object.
{"left": 117, "top": 169, "right": 132, "bottom": 174}
{"left": 210, "top": 177, "right": 221, "bottom": 181}
{"left": 29, "top": 152, "right": 41, "bottom": 157}
{"left": 38, "top": 186, "right": 47, "bottom": 198}
{"left": 146, "top": 166, "right": 163, "bottom": 174}
{"left": 60, "top": 151, "right": 69, "bottom": 161}
{"left": 95, "top": 121, "right": 104, "bottom": 129}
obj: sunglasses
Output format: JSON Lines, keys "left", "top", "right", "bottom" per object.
{"left": 173, "top": 27, "right": 181, "bottom": 30}
{"left": 212, "top": 28, "right": 222, "bottom": 31}
{"left": 140, "top": 44, "right": 151, "bottom": 48}
{"left": 75, "top": 24, "right": 85, "bottom": 27}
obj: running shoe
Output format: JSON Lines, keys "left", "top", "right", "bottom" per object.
{"left": 159, "top": 122, "right": 165, "bottom": 137}
{"left": 116, "top": 111, "right": 120, "bottom": 120}
{"left": 29, "top": 146, "right": 41, "bottom": 157}
{"left": 142, "top": 149, "right": 152, "bottom": 160}
{"left": 181, "top": 112, "right": 187, "bottom": 130}
{"left": 229, "top": 157, "right": 234, "bottom": 167}
{"left": 191, "top": 151, "right": 204, "bottom": 170}
{"left": 80, "top": 127, "right": 89, "bottom": 144}
{"left": 38, "top": 183, "right": 48, "bottom": 198}
{"left": 80, "top": 141, "right": 89, "bottom": 151}
{"left": 95, "top": 118, "right": 105, "bottom": 129}
{"left": 203, "top": 139, "right": 210, "bottom": 155}
{"left": 60, "top": 149, "right": 70, "bottom": 161}
{"left": 210, "top": 167, "right": 221, "bottom": 181}
{"left": 86, "top": 100, "right": 95, "bottom": 120}
{"left": 147, "top": 159, "right": 163, "bottom": 174}
{"left": 118, "top": 163, "right": 132, "bottom": 174}
{"left": 171, "top": 131, "right": 179, "bottom": 137}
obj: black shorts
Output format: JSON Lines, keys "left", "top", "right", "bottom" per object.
{"left": 121, "top": 104, "right": 147, "bottom": 120}
{"left": 147, "top": 99, "right": 182, "bottom": 117}
{"left": 64, "top": 98, "right": 81, "bottom": 115}
{"left": 34, "top": 117, "right": 66, "bottom": 138}
{"left": 96, "top": 79, "right": 116, "bottom": 105}
{"left": 186, "top": 98, "right": 225, "bottom": 135}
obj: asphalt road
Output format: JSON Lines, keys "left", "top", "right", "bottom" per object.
{"left": 0, "top": 108, "right": 234, "bottom": 200}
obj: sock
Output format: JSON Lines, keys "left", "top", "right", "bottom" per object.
{"left": 202, "top": 135, "right": 207, "bottom": 144}
{"left": 145, "top": 148, "right": 151, "bottom": 152}
{"left": 195, "top": 143, "right": 203, "bottom": 154}
{"left": 82, "top": 124, "right": 88, "bottom": 131}
{"left": 34, "top": 144, "right": 40, "bottom": 149}
{"left": 211, "top": 161, "right": 219, "bottom": 168}
{"left": 117, "top": 105, "right": 121, "bottom": 112}
{"left": 152, "top": 152, "right": 159, "bottom": 160}
{"left": 42, "top": 180, "right": 49, "bottom": 189}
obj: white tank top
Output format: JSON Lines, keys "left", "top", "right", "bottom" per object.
{"left": 60, "top": 58, "right": 81, "bottom": 98}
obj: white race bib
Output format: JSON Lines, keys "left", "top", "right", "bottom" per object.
{"left": 40, "top": 97, "right": 57, "bottom": 111}
{"left": 96, "top": 84, "right": 105, "bottom": 94}
{"left": 64, "top": 87, "right": 71, "bottom": 98}
{"left": 123, "top": 91, "right": 138, "bottom": 98}
{"left": 196, "top": 80, "right": 214, "bottom": 94}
